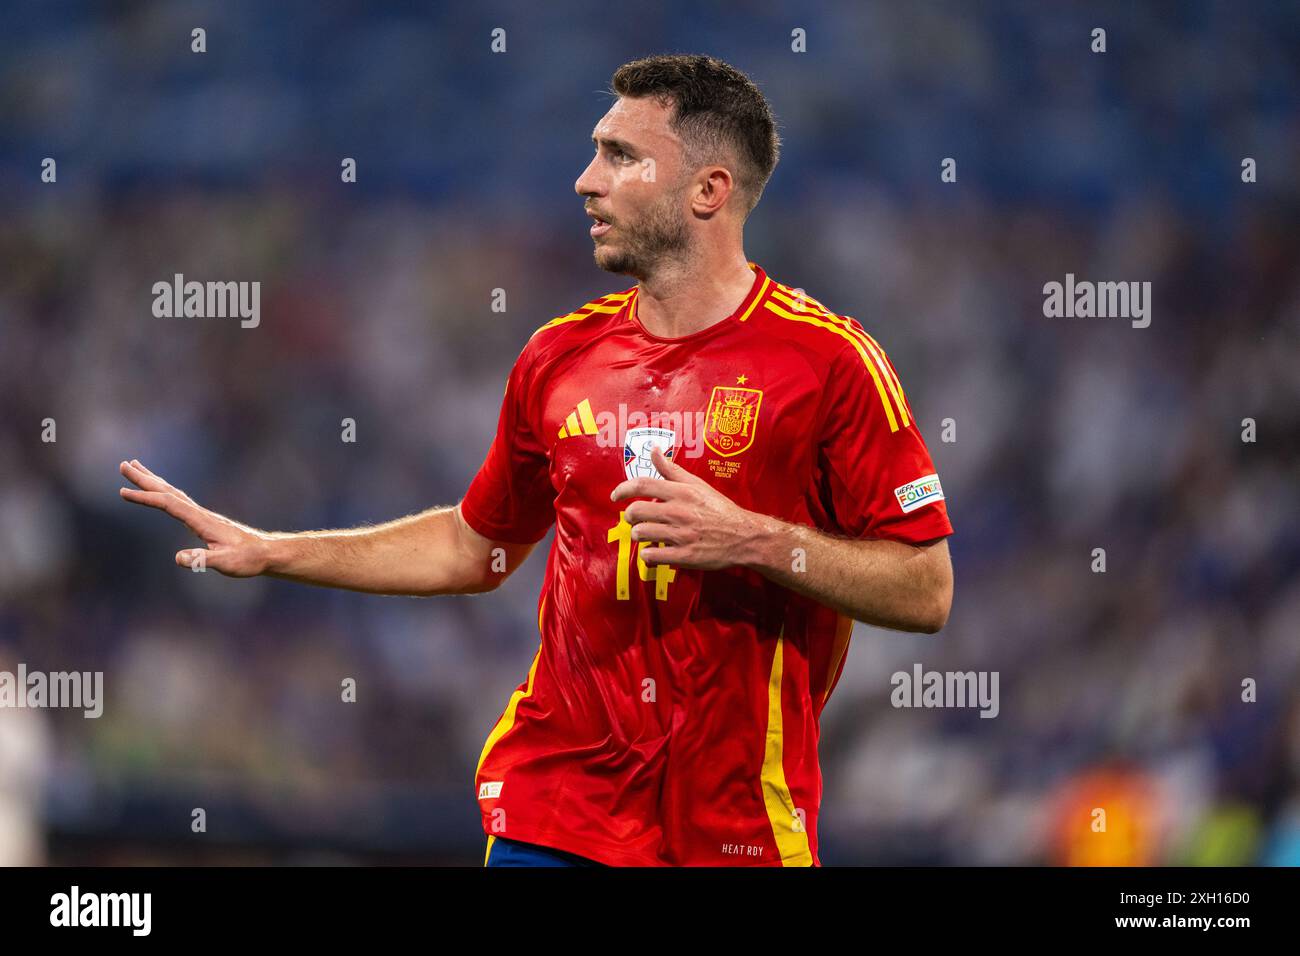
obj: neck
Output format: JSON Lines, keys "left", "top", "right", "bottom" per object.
{"left": 634, "top": 249, "right": 755, "bottom": 338}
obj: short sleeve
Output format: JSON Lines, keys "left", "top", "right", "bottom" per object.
{"left": 459, "top": 346, "right": 556, "bottom": 544}
{"left": 815, "top": 333, "right": 953, "bottom": 544}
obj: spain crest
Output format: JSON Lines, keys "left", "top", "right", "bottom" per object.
{"left": 703, "top": 386, "right": 763, "bottom": 457}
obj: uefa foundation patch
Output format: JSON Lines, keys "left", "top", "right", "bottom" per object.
{"left": 894, "top": 474, "right": 944, "bottom": 513}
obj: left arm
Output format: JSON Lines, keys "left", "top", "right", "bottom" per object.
{"left": 612, "top": 446, "right": 953, "bottom": 634}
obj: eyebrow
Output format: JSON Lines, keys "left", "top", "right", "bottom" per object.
{"left": 592, "top": 134, "right": 637, "bottom": 154}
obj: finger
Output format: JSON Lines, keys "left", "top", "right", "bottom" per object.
{"left": 623, "top": 500, "right": 671, "bottom": 525}
{"left": 122, "top": 488, "right": 217, "bottom": 540}
{"left": 119, "top": 486, "right": 170, "bottom": 508}
{"left": 638, "top": 544, "right": 686, "bottom": 566}
{"left": 120, "top": 460, "right": 153, "bottom": 487}
{"left": 611, "top": 477, "right": 680, "bottom": 503}
{"left": 166, "top": 496, "right": 220, "bottom": 539}
{"left": 175, "top": 549, "right": 210, "bottom": 569}
{"left": 130, "top": 459, "right": 196, "bottom": 502}
{"left": 119, "top": 460, "right": 181, "bottom": 497}
{"left": 629, "top": 522, "right": 681, "bottom": 544}
{"left": 651, "top": 445, "right": 704, "bottom": 484}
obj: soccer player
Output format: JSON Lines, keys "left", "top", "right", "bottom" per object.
{"left": 119, "top": 54, "right": 953, "bottom": 867}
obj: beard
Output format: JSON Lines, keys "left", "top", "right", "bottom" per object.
{"left": 593, "top": 187, "right": 692, "bottom": 279}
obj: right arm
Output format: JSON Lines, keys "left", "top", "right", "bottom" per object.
{"left": 118, "top": 459, "right": 533, "bottom": 596}
{"left": 122, "top": 337, "right": 554, "bottom": 596}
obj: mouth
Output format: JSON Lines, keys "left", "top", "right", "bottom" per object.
{"left": 587, "top": 210, "right": 613, "bottom": 238}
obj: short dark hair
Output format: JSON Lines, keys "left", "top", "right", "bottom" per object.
{"left": 609, "top": 54, "right": 781, "bottom": 217}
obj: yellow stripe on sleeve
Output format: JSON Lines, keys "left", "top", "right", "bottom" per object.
{"left": 856, "top": 327, "right": 909, "bottom": 418}
{"left": 761, "top": 300, "right": 901, "bottom": 432}
{"left": 531, "top": 290, "right": 635, "bottom": 337}
{"left": 769, "top": 286, "right": 910, "bottom": 429}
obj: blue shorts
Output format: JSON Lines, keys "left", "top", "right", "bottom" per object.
{"left": 484, "top": 835, "right": 603, "bottom": 867}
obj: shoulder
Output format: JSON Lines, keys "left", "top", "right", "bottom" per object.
{"left": 754, "top": 275, "right": 895, "bottom": 368}
{"left": 502, "top": 284, "right": 636, "bottom": 383}
{"left": 527, "top": 286, "right": 635, "bottom": 350}
{"left": 755, "top": 275, "right": 914, "bottom": 432}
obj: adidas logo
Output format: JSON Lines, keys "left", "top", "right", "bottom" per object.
{"left": 554, "top": 399, "right": 709, "bottom": 458}
{"left": 558, "top": 398, "right": 599, "bottom": 439}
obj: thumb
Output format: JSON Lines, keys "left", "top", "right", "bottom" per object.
{"left": 176, "top": 549, "right": 210, "bottom": 570}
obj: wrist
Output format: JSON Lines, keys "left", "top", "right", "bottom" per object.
{"left": 738, "top": 511, "right": 789, "bottom": 573}
{"left": 259, "top": 532, "right": 292, "bottom": 575}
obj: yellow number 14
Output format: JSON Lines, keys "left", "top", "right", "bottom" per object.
{"left": 606, "top": 511, "right": 677, "bottom": 600}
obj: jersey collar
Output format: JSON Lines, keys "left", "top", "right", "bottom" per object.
{"left": 626, "top": 262, "right": 771, "bottom": 343}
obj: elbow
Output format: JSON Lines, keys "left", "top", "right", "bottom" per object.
{"left": 917, "top": 571, "right": 954, "bottom": 634}
{"left": 436, "top": 570, "right": 504, "bottom": 596}
{"left": 461, "top": 575, "right": 504, "bottom": 596}
{"left": 415, "top": 570, "right": 504, "bottom": 598}
{"left": 917, "top": 600, "right": 949, "bottom": 634}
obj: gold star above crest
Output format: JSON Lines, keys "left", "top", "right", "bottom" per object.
{"left": 736, "top": 373, "right": 749, "bottom": 385}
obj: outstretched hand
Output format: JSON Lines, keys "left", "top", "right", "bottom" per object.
{"left": 118, "top": 459, "right": 271, "bottom": 576}
{"left": 608, "top": 445, "right": 769, "bottom": 571}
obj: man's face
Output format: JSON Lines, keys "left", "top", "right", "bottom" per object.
{"left": 574, "top": 96, "right": 693, "bottom": 278}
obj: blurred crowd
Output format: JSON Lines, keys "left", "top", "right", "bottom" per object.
{"left": 0, "top": 1, "right": 1297, "bottom": 864}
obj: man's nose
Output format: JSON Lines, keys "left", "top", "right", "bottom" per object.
{"left": 575, "top": 154, "right": 603, "bottom": 197}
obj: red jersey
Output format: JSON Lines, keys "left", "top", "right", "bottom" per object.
{"left": 460, "top": 262, "right": 953, "bottom": 866}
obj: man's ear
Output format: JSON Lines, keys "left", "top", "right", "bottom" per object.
{"left": 691, "top": 166, "right": 736, "bottom": 216}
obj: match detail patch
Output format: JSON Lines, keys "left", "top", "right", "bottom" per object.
{"left": 894, "top": 474, "right": 944, "bottom": 514}
{"left": 478, "top": 781, "right": 503, "bottom": 800}
{"left": 623, "top": 427, "right": 676, "bottom": 481}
